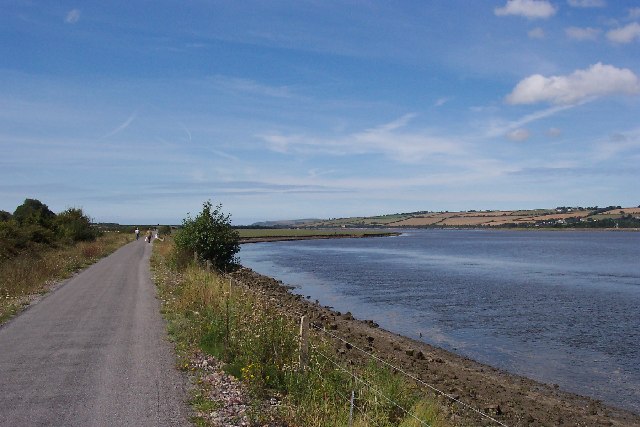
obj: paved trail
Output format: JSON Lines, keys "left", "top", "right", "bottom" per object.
{"left": 0, "top": 240, "right": 189, "bottom": 426}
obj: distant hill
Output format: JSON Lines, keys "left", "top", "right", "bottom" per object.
{"left": 252, "top": 206, "right": 640, "bottom": 229}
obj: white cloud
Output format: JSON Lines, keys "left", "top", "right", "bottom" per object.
{"left": 259, "top": 114, "right": 467, "bottom": 163}
{"left": 629, "top": 8, "right": 640, "bottom": 20}
{"left": 507, "top": 128, "right": 531, "bottom": 141}
{"left": 506, "top": 63, "right": 640, "bottom": 105}
{"left": 528, "top": 28, "right": 546, "bottom": 39}
{"left": 495, "top": 0, "right": 557, "bottom": 19}
{"left": 565, "top": 26, "right": 601, "bottom": 40}
{"left": 65, "top": 9, "right": 81, "bottom": 24}
{"left": 606, "top": 22, "right": 640, "bottom": 44}
{"left": 567, "top": 0, "right": 605, "bottom": 7}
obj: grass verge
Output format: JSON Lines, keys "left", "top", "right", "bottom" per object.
{"left": 0, "top": 232, "right": 133, "bottom": 324}
{"left": 151, "top": 237, "right": 449, "bottom": 426}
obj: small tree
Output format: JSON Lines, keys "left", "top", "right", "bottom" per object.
{"left": 13, "top": 198, "right": 56, "bottom": 228}
{"left": 55, "top": 207, "right": 98, "bottom": 243}
{"left": 174, "top": 200, "right": 240, "bottom": 271}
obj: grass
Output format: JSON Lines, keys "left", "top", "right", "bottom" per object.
{"left": 151, "top": 237, "right": 449, "bottom": 426}
{"left": 0, "top": 232, "right": 133, "bottom": 324}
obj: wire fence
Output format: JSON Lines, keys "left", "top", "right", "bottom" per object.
{"left": 307, "top": 319, "right": 510, "bottom": 427}
{"left": 217, "top": 268, "right": 510, "bottom": 427}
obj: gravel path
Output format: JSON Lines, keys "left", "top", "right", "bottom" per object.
{"left": 0, "top": 240, "right": 190, "bottom": 426}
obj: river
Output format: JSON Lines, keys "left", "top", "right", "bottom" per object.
{"left": 239, "top": 229, "right": 640, "bottom": 413}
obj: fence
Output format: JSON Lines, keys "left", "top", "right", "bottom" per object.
{"left": 303, "top": 319, "right": 510, "bottom": 427}
{"left": 186, "top": 252, "right": 511, "bottom": 426}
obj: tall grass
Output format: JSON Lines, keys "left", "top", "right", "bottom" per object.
{"left": 152, "top": 238, "right": 449, "bottom": 427}
{"left": 0, "top": 232, "right": 132, "bottom": 324}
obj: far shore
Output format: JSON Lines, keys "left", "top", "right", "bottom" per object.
{"left": 239, "top": 231, "right": 401, "bottom": 244}
{"left": 238, "top": 228, "right": 639, "bottom": 245}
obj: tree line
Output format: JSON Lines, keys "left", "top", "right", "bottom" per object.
{"left": 0, "top": 199, "right": 98, "bottom": 260}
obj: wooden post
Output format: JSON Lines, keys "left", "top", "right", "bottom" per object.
{"left": 349, "top": 390, "right": 355, "bottom": 426}
{"left": 205, "top": 260, "right": 212, "bottom": 272}
{"left": 194, "top": 251, "right": 198, "bottom": 263}
{"left": 299, "top": 315, "right": 309, "bottom": 370}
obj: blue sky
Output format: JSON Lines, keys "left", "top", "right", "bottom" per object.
{"left": 2, "top": 0, "right": 639, "bottom": 225}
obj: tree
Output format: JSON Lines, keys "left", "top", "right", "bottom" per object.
{"left": 174, "top": 201, "right": 240, "bottom": 271}
{"left": 55, "top": 208, "right": 98, "bottom": 243}
{"left": 0, "top": 210, "right": 11, "bottom": 222}
{"left": 13, "top": 199, "right": 55, "bottom": 228}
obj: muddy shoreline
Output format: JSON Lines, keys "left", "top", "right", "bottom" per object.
{"left": 230, "top": 264, "right": 640, "bottom": 427}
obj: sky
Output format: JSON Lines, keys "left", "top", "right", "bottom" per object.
{"left": 2, "top": 0, "right": 640, "bottom": 225}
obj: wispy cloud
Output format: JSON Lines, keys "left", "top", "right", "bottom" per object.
{"left": 567, "top": 0, "right": 606, "bottom": 8}
{"left": 102, "top": 110, "right": 138, "bottom": 139}
{"left": 592, "top": 128, "right": 640, "bottom": 161}
{"left": 209, "top": 75, "right": 295, "bottom": 98}
{"left": 259, "top": 114, "right": 467, "bottom": 163}
{"left": 65, "top": 9, "right": 81, "bottom": 24}
{"left": 506, "top": 128, "right": 531, "bottom": 141}
{"left": 528, "top": 28, "right": 546, "bottom": 39}
{"left": 565, "top": 27, "right": 601, "bottom": 41}
{"left": 485, "top": 104, "right": 575, "bottom": 139}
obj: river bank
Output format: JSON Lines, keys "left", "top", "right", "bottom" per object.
{"left": 230, "top": 265, "right": 640, "bottom": 427}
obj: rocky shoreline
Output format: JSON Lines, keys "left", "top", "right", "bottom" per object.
{"left": 229, "top": 266, "right": 640, "bottom": 427}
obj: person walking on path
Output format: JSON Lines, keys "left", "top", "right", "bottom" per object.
{"left": 135, "top": 227, "right": 140, "bottom": 240}
{"left": 146, "top": 229, "right": 152, "bottom": 243}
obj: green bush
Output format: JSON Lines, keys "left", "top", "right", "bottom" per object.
{"left": 13, "top": 199, "right": 56, "bottom": 228}
{"left": 173, "top": 200, "right": 240, "bottom": 272}
{"left": 1, "top": 199, "right": 98, "bottom": 260}
{"left": 55, "top": 208, "right": 98, "bottom": 243}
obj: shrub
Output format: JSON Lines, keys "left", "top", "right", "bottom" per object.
{"left": 173, "top": 201, "right": 240, "bottom": 272}
{"left": 55, "top": 208, "right": 98, "bottom": 243}
{"left": 13, "top": 198, "right": 56, "bottom": 228}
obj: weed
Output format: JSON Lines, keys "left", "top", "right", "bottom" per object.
{"left": 151, "top": 237, "right": 449, "bottom": 426}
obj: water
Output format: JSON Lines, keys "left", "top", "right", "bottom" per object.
{"left": 239, "top": 229, "right": 640, "bottom": 413}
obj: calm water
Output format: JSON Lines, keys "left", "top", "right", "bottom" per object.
{"left": 240, "top": 230, "right": 640, "bottom": 413}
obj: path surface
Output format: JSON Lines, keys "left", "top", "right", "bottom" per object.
{"left": 0, "top": 240, "right": 189, "bottom": 426}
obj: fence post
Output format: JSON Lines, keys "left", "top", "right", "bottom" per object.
{"left": 299, "top": 315, "right": 309, "bottom": 370}
{"left": 193, "top": 251, "right": 198, "bottom": 263}
{"left": 349, "top": 390, "right": 355, "bottom": 426}
{"left": 205, "top": 260, "right": 212, "bottom": 272}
